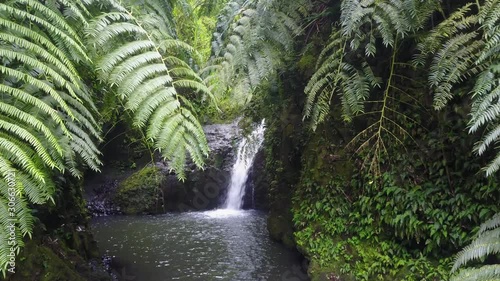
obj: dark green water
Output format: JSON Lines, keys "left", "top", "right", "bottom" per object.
{"left": 91, "top": 210, "right": 308, "bottom": 281}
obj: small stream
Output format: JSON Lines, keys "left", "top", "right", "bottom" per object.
{"left": 92, "top": 210, "right": 308, "bottom": 281}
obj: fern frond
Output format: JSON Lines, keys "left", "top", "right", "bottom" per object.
{"left": 202, "top": 0, "right": 308, "bottom": 103}
{"left": 0, "top": 137, "right": 47, "bottom": 184}
{"left": 0, "top": 123, "right": 57, "bottom": 170}
{"left": 416, "top": 3, "right": 482, "bottom": 110}
{"left": 0, "top": 1, "right": 102, "bottom": 272}
{"left": 452, "top": 227, "right": 500, "bottom": 272}
{"left": 304, "top": 29, "right": 378, "bottom": 128}
{"left": 480, "top": 213, "right": 500, "bottom": 234}
{"left": 108, "top": 52, "right": 164, "bottom": 85}
{"left": 127, "top": 0, "right": 176, "bottom": 38}
{"left": 0, "top": 65, "right": 75, "bottom": 120}
{"left": 479, "top": 0, "right": 500, "bottom": 32}
{"left": 0, "top": 2, "right": 88, "bottom": 62}
{"left": 97, "top": 40, "right": 156, "bottom": 81}
{"left": 452, "top": 213, "right": 500, "bottom": 280}
{"left": 341, "top": 0, "right": 439, "bottom": 50}
{"left": 132, "top": 88, "right": 177, "bottom": 127}
{"left": 125, "top": 76, "right": 173, "bottom": 110}
{"left": 429, "top": 32, "right": 484, "bottom": 109}
{"left": 86, "top": 4, "right": 209, "bottom": 179}
{"left": 0, "top": 87, "right": 65, "bottom": 155}
{"left": 469, "top": 69, "right": 500, "bottom": 175}
{"left": 451, "top": 265, "right": 500, "bottom": 281}
{"left": 157, "top": 38, "right": 199, "bottom": 56}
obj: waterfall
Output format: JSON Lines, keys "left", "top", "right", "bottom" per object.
{"left": 223, "top": 119, "right": 266, "bottom": 210}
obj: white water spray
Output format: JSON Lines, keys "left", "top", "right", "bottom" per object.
{"left": 223, "top": 120, "right": 266, "bottom": 210}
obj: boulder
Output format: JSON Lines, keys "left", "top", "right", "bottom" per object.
{"left": 113, "top": 166, "right": 164, "bottom": 214}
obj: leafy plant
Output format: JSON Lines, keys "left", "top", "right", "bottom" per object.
{"left": 201, "top": 0, "right": 309, "bottom": 105}
{"left": 86, "top": 0, "right": 210, "bottom": 179}
{"left": 304, "top": 0, "right": 439, "bottom": 175}
{"left": 0, "top": 0, "right": 101, "bottom": 273}
{"left": 417, "top": 0, "right": 500, "bottom": 176}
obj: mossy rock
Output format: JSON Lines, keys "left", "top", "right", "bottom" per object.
{"left": 6, "top": 240, "right": 85, "bottom": 281}
{"left": 267, "top": 214, "right": 295, "bottom": 248}
{"left": 114, "top": 166, "right": 164, "bottom": 214}
{"left": 6, "top": 238, "right": 111, "bottom": 281}
{"left": 69, "top": 228, "right": 101, "bottom": 260}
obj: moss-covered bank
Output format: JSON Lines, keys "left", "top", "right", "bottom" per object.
{"left": 254, "top": 32, "right": 500, "bottom": 281}
{"left": 3, "top": 179, "right": 110, "bottom": 281}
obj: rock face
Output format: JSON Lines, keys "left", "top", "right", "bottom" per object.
{"left": 86, "top": 179, "right": 121, "bottom": 216}
{"left": 87, "top": 120, "right": 270, "bottom": 214}
{"left": 159, "top": 121, "right": 241, "bottom": 211}
{"left": 242, "top": 150, "right": 269, "bottom": 210}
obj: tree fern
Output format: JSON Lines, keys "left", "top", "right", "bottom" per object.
{"left": 201, "top": 0, "right": 309, "bottom": 104}
{"left": 86, "top": 1, "right": 209, "bottom": 179}
{"left": 419, "top": 0, "right": 500, "bottom": 176}
{"left": 0, "top": 0, "right": 101, "bottom": 273}
{"left": 304, "top": 0, "right": 438, "bottom": 174}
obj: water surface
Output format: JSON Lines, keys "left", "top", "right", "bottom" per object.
{"left": 92, "top": 210, "right": 308, "bottom": 281}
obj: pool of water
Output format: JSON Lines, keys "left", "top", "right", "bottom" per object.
{"left": 91, "top": 210, "right": 309, "bottom": 281}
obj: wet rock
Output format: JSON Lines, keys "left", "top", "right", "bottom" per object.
{"left": 86, "top": 179, "right": 121, "bottom": 216}
{"left": 243, "top": 150, "right": 269, "bottom": 210}
{"left": 159, "top": 121, "right": 241, "bottom": 211}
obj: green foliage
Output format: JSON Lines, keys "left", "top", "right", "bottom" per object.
{"left": 415, "top": 3, "right": 481, "bottom": 110}
{"left": 86, "top": 0, "right": 210, "bottom": 180}
{"left": 358, "top": 172, "right": 498, "bottom": 254}
{"left": 293, "top": 178, "right": 454, "bottom": 281}
{"left": 292, "top": 106, "right": 500, "bottom": 280}
{"left": 417, "top": 0, "right": 500, "bottom": 176}
{"left": 340, "top": 0, "right": 439, "bottom": 49}
{"left": 305, "top": 0, "right": 439, "bottom": 125}
{"left": 415, "top": 2, "right": 500, "bottom": 277}
{"left": 304, "top": 0, "right": 442, "bottom": 175}
{"left": 298, "top": 0, "right": 500, "bottom": 277}
{"left": 303, "top": 29, "right": 380, "bottom": 128}
{"left": 0, "top": 0, "right": 101, "bottom": 274}
{"left": 201, "top": 0, "right": 309, "bottom": 108}
{"left": 172, "top": 0, "right": 219, "bottom": 63}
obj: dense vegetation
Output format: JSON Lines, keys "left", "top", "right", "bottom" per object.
{"left": 0, "top": 0, "right": 499, "bottom": 280}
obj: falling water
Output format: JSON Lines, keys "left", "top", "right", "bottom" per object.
{"left": 224, "top": 120, "right": 266, "bottom": 210}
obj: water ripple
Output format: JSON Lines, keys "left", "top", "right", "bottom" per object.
{"left": 92, "top": 211, "right": 308, "bottom": 281}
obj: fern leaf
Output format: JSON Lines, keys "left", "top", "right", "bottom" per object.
{"left": 452, "top": 228, "right": 500, "bottom": 272}
{"left": 86, "top": 4, "right": 209, "bottom": 179}
{"left": 451, "top": 265, "right": 500, "bottom": 281}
